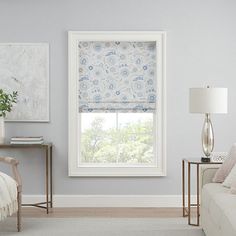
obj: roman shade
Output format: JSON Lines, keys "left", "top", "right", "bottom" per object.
{"left": 78, "top": 41, "right": 157, "bottom": 113}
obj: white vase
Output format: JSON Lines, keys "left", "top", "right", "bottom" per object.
{"left": 0, "top": 117, "right": 5, "bottom": 144}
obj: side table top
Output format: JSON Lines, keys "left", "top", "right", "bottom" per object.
{"left": 182, "top": 158, "right": 222, "bottom": 165}
{"left": 0, "top": 142, "right": 52, "bottom": 148}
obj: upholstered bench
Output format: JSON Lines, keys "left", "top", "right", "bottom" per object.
{"left": 0, "top": 157, "right": 22, "bottom": 232}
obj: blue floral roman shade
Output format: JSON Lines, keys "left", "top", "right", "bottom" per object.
{"left": 78, "top": 41, "right": 156, "bottom": 113}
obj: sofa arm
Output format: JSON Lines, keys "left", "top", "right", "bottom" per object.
{"left": 200, "top": 165, "right": 221, "bottom": 188}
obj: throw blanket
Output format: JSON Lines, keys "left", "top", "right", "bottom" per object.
{"left": 0, "top": 171, "right": 18, "bottom": 221}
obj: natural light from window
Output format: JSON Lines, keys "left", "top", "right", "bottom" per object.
{"left": 79, "top": 113, "right": 154, "bottom": 166}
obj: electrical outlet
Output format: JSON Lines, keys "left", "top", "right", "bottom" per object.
{"left": 210, "top": 152, "right": 228, "bottom": 162}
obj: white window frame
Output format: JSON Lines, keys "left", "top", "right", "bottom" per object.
{"left": 68, "top": 31, "right": 166, "bottom": 176}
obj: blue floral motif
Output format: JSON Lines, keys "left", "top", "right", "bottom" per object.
{"left": 149, "top": 70, "right": 155, "bottom": 76}
{"left": 148, "top": 94, "right": 156, "bottom": 103}
{"left": 82, "top": 42, "right": 89, "bottom": 47}
{"left": 147, "top": 79, "right": 153, "bottom": 85}
{"left": 136, "top": 58, "right": 141, "bottom": 65}
{"left": 133, "top": 81, "right": 143, "bottom": 90}
{"left": 80, "top": 58, "right": 87, "bottom": 65}
{"left": 93, "top": 43, "right": 102, "bottom": 52}
{"left": 147, "top": 44, "right": 155, "bottom": 51}
{"left": 133, "top": 76, "right": 144, "bottom": 81}
{"left": 78, "top": 41, "right": 156, "bottom": 112}
{"left": 80, "top": 76, "right": 89, "bottom": 81}
{"left": 80, "top": 82, "right": 88, "bottom": 90}
{"left": 106, "top": 55, "right": 117, "bottom": 65}
{"left": 109, "top": 83, "right": 115, "bottom": 90}
{"left": 93, "top": 94, "right": 102, "bottom": 102}
{"left": 120, "top": 68, "right": 129, "bottom": 77}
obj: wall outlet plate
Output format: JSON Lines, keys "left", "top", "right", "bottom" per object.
{"left": 210, "top": 152, "right": 228, "bottom": 162}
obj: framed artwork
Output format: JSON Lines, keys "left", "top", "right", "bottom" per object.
{"left": 0, "top": 43, "right": 49, "bottom": 122}
{"left": 68, "top": 31, "right": 166, "bottom": 176}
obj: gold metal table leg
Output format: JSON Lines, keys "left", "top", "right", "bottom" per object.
{"left": 46, "top": 147, "right": 49, "bottom": 214}
{"left": 197, "top": 164, "right": 200, "bottom": 226}
{"left": 182, "top": 160, "right": 186, "bottom": 217}
{"left": 188, "top": 162, "right": 191, "bottom": 225}
{"left": 50, "top": 145, "right": 53, "bottom": 208}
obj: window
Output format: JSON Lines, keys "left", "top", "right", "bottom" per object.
{"left": 69, "top": 31, "right": 166, "bottom": 176}
{"left": 80, "top": 113, "right": 154, "bottom": 166}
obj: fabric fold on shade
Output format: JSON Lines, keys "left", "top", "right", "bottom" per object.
{"left": 79, "top": 102, "right": 156, "bottom": 113}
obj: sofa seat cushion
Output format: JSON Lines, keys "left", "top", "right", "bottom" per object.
{"left": 202, "top": 183, "right": 236, "bottom": 233}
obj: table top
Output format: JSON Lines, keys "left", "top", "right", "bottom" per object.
{"left": 182, "top": 158, "right": 222, "bottom": 165}
{"left": 0, "top": 142, "right": 52, "bottom": 148}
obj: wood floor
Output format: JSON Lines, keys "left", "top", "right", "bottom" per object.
{"left": 18, "top": 207, "right": 186, "bottom": 218}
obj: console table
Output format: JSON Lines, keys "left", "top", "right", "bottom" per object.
{"left": 0, "top": 143, "right": 53, "bottom": 214}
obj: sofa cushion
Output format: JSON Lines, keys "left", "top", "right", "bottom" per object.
{"left": 223, "top": 163, "right": 236, "bottom": 188}
{"left": 202, "top": 183, "right": 236, "bottom": 233}
{"left": 213, "top": 143, "right": 236, "bottom": 183}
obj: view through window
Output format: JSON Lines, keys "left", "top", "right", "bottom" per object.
{"left": 80, "top": 113, "right": 154, "bottom": 166}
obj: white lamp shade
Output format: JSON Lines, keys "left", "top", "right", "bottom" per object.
{"left": 189, "top": 87, "right": 228, "bottom": 114}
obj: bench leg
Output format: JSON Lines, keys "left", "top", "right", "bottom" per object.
{"left": 17, "top": 191, "right": 22, "bottom": 232}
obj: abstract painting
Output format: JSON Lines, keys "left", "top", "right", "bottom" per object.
{"left": 0, "top": 43, "right": 49, "bottom": 122}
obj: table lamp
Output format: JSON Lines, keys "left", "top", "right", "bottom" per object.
{"left": 189, "top": 87, "right": 228, "bottom": 162}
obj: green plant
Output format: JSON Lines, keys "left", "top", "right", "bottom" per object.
{"left": 0, "top": 89, "right": 18, "bottom": 118}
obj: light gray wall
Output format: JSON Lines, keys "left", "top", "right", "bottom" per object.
{"left": 0, "top": 0, "right": 236, "bottom": 195}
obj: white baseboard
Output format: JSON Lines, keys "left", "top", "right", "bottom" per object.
{"left": 22, "top": 195, "right": 196, "bottom": 208}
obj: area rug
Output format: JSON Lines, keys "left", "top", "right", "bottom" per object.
{"left": 0, "top": 217, "right": 205, "bottom": 236}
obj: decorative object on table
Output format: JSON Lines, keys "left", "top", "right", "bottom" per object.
{"left": 0, "top": 89, "right": 18, "bottom": 144}
{"left": 212, "top": 143, "right": 236, "bottom": 183}
{"left": 210, "top": 152, "right": 228, "bottom": 163}
{"left": 189, "top": 86, "right": 228, "bottom": 162}
{"left": 0, "top": 43, "right": 49, "bottom": 122}
{"left": 10, "top": 136, "right": 44, "bottom": 144}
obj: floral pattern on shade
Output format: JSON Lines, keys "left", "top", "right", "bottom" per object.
{"left": 78, "top": 41, "right": 156, "bottom": 112}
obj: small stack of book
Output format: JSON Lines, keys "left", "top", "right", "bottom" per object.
{"left": 10, "top": 136, "right": 44, "bottom": 145}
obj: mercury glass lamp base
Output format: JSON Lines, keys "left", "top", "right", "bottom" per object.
{"left": 202, "top": 113, "right": 214, "bottom": 157}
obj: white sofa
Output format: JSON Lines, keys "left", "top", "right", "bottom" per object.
{"left": 201, "top": 166, "right": 236, "bottom": 236}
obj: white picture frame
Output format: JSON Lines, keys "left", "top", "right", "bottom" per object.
{"left": 0, "top": 43, "right": 50, "bottom": 122}
{"left": 68, "top": 31, "right": 166, "bottom": 176}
